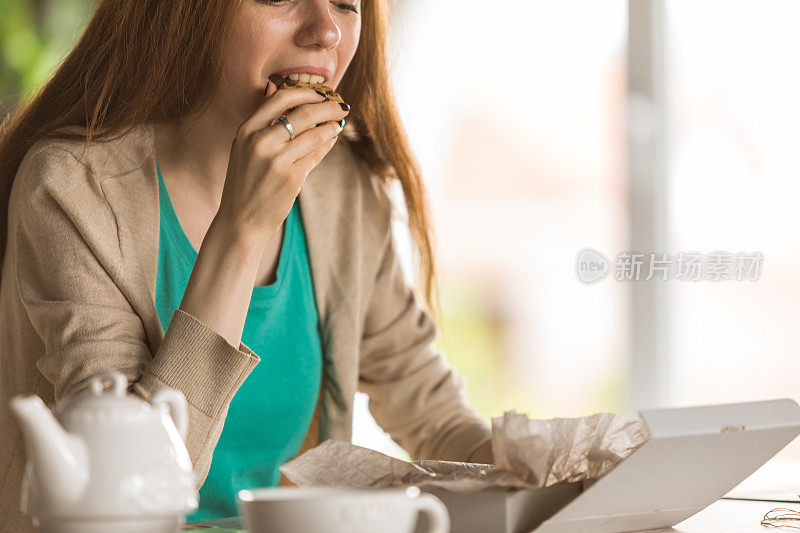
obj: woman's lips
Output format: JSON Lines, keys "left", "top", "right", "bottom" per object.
{"left": 268, "top": 73, "right": 335, "bottom": 89}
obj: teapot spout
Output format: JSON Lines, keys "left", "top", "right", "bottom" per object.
{"left": 9, "top": 395, "right": 88, "bottom": 508}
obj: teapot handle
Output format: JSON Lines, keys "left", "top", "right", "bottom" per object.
{"left": 152, "top": 389, "right": 188, "bottom": 440}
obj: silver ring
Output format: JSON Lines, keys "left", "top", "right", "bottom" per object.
{"left": 272, "top": 114, "right": 295, "bottom": 140}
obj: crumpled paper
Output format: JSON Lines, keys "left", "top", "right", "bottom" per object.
{"left": 280, "top": 439, "right": 533, "bottom": 492}
{"left": 280, "top": 410, "right": 651, "bottom": 492}
{"left": 491, "top": 410, "right": 652, "bottom": 487}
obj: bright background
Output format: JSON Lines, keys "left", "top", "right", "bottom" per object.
{"left": 2, "top": 0, "right": 800, "bottom": 460}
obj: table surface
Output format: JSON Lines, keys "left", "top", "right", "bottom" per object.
{"left": 641, "top": 499, "right": 797, "bottom": 532}
{"left": 641, "top": 459, "right": 800, "bottom": 532}
{"left": 185, "top": 459, "right": 800, "bottom": 532}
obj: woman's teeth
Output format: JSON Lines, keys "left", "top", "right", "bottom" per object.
{"left": 286, "top": 73, "right": 326, "bottom": 84}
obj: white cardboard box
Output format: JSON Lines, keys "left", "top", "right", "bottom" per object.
{"left": 415, "top": 399, "right": 800, "bottom": 533}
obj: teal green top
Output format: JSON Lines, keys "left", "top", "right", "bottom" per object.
{"left": 153, "top": 161, "right": 323, "bottom": 521}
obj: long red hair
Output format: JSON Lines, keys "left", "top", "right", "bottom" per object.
{"left": 0, "top": 0, "right": 442, "bottom": 324}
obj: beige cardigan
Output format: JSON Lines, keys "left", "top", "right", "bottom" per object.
{"left": 0, "top": 123, "right": 491, "bottom": 529}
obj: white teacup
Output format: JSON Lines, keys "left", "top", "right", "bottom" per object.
{"left": 238, "top": 485, "right": 450, "bottom": 533}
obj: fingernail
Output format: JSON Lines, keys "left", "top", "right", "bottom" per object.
{"left": 339, "top": 102, "right": 350, "bottom": 112}
{"left": 264, "top": 83, "right": 269, "bottom": 96}
{"left": 314, "top": 90, "right": 327, "bottom": 98}
{"left": 337, "top": 118, "right": 346, "bottom": 130}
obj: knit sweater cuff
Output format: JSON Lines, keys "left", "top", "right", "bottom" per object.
{"left": 138, "top": 308, "right": 260, "bottom": 419}
{"left": 433, "top": 418, "right": 492, "bottom": 462}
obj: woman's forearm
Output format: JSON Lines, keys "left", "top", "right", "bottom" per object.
{"left": 178, "top": 216, "right": 266, "bottom": 349}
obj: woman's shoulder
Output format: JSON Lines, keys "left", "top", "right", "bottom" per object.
{"left": 17, "top": 123, "right": 152, "bottom": 190}
{"left": 10, "top": 124, "right": 153, "bottom": 245}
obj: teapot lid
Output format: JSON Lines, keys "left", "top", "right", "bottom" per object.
{"left": 57, "top": 371, "right": 150, "bottom": 420}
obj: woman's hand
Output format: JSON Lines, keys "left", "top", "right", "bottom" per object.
{"left": 215, "top": 83, "right": 350, "bottom": 244}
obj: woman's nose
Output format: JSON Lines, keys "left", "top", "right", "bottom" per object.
{"left": 296, "top": 0, "right": 342, "bottom": 49}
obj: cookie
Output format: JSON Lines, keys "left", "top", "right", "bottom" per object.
{"left": 271, "top": 77, "right": 347, "bottom": 127}
{"left": 279, "top": 79, "right": 345, "bottom": 104}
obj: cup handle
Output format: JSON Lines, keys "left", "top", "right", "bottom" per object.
{"left": 151, "top": 388, "right": 188, "bottom": 440}
{"left": 415, "top": 493, "right": 451, "bottom": 533}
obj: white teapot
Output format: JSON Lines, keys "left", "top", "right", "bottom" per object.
{"left": 9, "top": 370, "right": 198, "bottom": 533}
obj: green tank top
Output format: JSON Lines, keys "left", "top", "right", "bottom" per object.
{"left": 153, "top": 161, "right": 322, "bottom": 521}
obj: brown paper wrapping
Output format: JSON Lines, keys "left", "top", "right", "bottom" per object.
{"left": 280, "top": 410, "right": 651, "bottom": 492}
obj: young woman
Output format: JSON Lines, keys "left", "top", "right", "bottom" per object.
{"left": 0, "top": 0, "right": 493, "bottom": 526}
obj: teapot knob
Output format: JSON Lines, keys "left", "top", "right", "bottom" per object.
{"left": 88, "top": 370, "right": 128, "bottom": 396}
{"left": 151, "top": 389, "right": 188, "bottom": 440}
